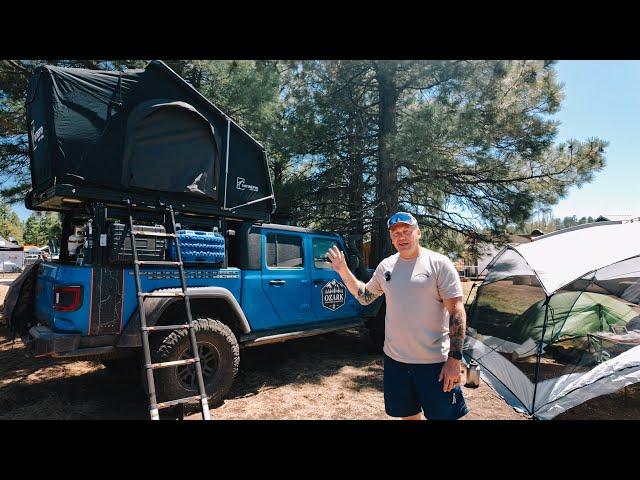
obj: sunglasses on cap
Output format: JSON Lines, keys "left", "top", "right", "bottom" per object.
{"left": 387, "top": 212, "right": 418, "bottom": 229}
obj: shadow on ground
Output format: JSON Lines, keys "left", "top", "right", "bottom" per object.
{"left": 3, "top": 322, "right": 637, "bottom": 420}
{"left": 227, "top": 328, "right": 383, "bottom": 401}
{"left": 0, "top": 327, "right": 382, "bottom": 419}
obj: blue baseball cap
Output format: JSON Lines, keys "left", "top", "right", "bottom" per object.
{"left": 387, "top": 212, "right": 418, "bottom": 229}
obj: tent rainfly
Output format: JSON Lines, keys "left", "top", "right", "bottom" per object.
{"left": 466, "top": 220, "right": 640, "bottom": 419}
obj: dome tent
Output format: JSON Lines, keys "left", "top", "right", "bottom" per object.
{"left": 466, "top": 220, "right": 640, "bottom": 419}
{"left": 511, "top": 291, "right": 637, "bottom": 344}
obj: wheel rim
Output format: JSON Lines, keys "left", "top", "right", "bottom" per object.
{"left": 176, "top": 342, "right": 220, "bottom": 390}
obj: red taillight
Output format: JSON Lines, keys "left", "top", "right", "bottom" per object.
{"left": 53, "top": 286, "right": 83, "bottom": 312}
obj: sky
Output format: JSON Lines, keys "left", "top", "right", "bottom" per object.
{"left": 551, "top": 60, "right": 640, "bottom": 219}
{"left": 13, "top": 194, "right": 30, "bottom": 221}
{"left": 10, "top": 60, "right": 640, "bottom": 222}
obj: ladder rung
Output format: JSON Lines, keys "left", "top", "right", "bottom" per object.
{"left": 126, "top": 204, "right": 209, "bottom": 420}
{"left": 131, "top": 232, "right": 176, "bottom": 238}
{"left": 156, "top": 395, "right": 202, "bottom": 410}
{"left": 148, "top": 358, "right": 197, "bottom": 370}
{"left": 139, "top": 291, "right": 185, "bottom": 298}
{"left": 135, "top": 260, "right": 182, "bottom": 266}
{"left": 143, "top": 324, "right": 191, "bottom": 332}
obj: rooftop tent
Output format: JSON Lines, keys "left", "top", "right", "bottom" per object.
{"left": 466, "top": 220, "right": 640, "bottom": 419}
{"left": 24, "top": 61, "right": 275, "bottom": 221}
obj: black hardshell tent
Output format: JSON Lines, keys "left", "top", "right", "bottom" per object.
{"left": 25, "top": 61, "right": 275, "bottom": 221}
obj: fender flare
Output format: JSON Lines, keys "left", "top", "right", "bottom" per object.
{"left": 116, "top": 287, "right": 250, "bottom": 347}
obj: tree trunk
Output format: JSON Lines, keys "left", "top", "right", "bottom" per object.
{"left": 371, "top": 61, "right": 399, "bottom": 266}
{"left": 270, "top": 157, "right": 286, "bottom": 221}
{"left": 347, "top": 131, "right": 365, "bottom": 266}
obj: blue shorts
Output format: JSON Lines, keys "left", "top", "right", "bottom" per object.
{"left": 383, "top": 353, "right": 469, "bottom": 420}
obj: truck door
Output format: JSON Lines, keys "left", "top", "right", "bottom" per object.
{"left": 309, "top": 236, "right": 360, "bottom": 321}
{"left": 260, "top": 229, "right": 315, "bottom": 326}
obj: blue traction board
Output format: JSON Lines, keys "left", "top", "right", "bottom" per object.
{"left": 168, "top": 230, "right": 225, "bottom": 264}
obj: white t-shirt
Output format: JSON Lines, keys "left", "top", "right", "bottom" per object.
{"left": 366, "top": 247, "right": 463, "bottom": 364}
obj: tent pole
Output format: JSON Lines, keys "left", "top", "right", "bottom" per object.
{"left": 532, "top": 295, "right": 551, "bottom": 415}
{"left": 465, "top": 282, "right": 482, "bottom": 335}
{"left": 223, "top": 118, "right": 231, "bottom": 210}
{"left": 223, "top": 194, "right": 275, "bottom": 211}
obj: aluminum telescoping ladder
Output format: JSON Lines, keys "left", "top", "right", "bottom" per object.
{"left": 125, "top": 200, "right": 211, "bottom": 420}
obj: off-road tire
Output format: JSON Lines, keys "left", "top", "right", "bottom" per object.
{"left": 367, "top": 306, "right": 385, "bottom": 353}
{"left": 149, "top": 317, "right": 239, "bottom": 409}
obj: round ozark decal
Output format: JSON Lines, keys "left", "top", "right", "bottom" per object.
{"left": 322, "top": 279, "right": 346, "bottom": 311}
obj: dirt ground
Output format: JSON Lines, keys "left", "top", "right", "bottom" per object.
{"left": 0, "top": 279, "right": 637, "bottom": 420}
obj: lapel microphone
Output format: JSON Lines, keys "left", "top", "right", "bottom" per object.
{"left": 384, "top": 271, "right": 391, "bottom": 282}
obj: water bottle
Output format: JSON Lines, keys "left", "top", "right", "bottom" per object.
{"left": 464, "top": 360, "right": 481, "bottom": 388}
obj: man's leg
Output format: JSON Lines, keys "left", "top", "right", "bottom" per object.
{"left": 401, "top": 413, "right": 424, "bottom": 420}
{"left": 383, "top": 354, "right": 422, "bottom": 418}
{"left": 413, "top": 362, "right": 469, "bottom": 420}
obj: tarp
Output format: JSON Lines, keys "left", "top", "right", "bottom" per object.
{"left": 2, "top": 260, "right": 41, "bottom": 337}
{"left": 25, "top": 61, "right": 275, "bottom": 220}
{"left": 485, "top": 221, "right": 640, "bottom": 295}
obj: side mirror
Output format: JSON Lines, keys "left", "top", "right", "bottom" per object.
{"left": 347, "top": 254, "right": 360, "bottom": 271}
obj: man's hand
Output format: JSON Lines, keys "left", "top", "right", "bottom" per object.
{"left": 438, "top": 358, "right": 462, "bottom": 392}
{"left": 326, "top": 246, "right": 348, "bottom": 275}
{"left": 326, "top": 246, "right": 378, "bottom": 306}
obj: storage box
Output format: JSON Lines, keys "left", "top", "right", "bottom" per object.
{"left": 108, "top": 223, "right": 167, "bottom": 262}
{"left": 168, "top": 230, "right": 225, "bottom": 264}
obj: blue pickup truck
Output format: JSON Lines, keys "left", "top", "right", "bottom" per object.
{"left": 4, "top": 60, "right": 385, "bottom": 410}
{"left": 5, "top": 219, "right": 384, "bottom": 406}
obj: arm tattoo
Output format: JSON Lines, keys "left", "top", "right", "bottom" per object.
{"left": 449, "top": 308, "right": 466, "bottom": 354}
{"left": 357, "top": 286, "right": 380, "bottom": 306}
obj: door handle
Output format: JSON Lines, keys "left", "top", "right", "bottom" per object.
{"left": 313, "top": 279, "right": 326, "bottom": 286}
{"left": 269, "top": 280, "right": 286, "bottom": 286}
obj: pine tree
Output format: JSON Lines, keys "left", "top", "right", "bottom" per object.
{"left": 22, "top": 211, "right": 60, "bottom": 246}
{"left": 22, "top": 213, "right": 40, "bottom": 245}
{"left": 0, "top": 199, "right": 23, "bottom": 243}
{"left": 2, "top": 59, "right": 608, "bottom": 267}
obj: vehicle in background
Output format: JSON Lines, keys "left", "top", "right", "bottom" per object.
{"left": 23, "top": 249, "right": 43, "bottom": 266}
{"left": 1, "top": 261, "right": 22, "bottom": 273}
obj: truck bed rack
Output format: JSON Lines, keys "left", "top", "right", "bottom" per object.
{"left": 27, "top": 183, "right": 269, "bottom": 222}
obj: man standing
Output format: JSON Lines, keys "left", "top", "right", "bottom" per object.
{"left": 327, "top": 212, "right": 468, "bottom": 420}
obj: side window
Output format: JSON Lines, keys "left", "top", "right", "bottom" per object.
{"left": 313, "top": 237, "right": 340, "bottom": 269}
{"left": 266, "top": 233, "right": 303, "bottom": 268}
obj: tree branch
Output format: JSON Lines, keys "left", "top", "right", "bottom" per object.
{"left": 5, "top": 60, "right": 31, "bottom": 75}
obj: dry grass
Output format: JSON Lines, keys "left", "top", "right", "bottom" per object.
{"left": 0, "top": 327, "right": 527, "bottom": 420}
{"left": 193, "top": 329, "right": 528, "bottom": 420}
{"left": 0, "top": 278, "right": 635, "bottom": 420}
{"left": 476, "top": 281, "right": 546, "bottom": 316}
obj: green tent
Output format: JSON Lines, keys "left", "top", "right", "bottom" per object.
{"left": 512, "top": 291, "right": 638, "bottom": 344}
